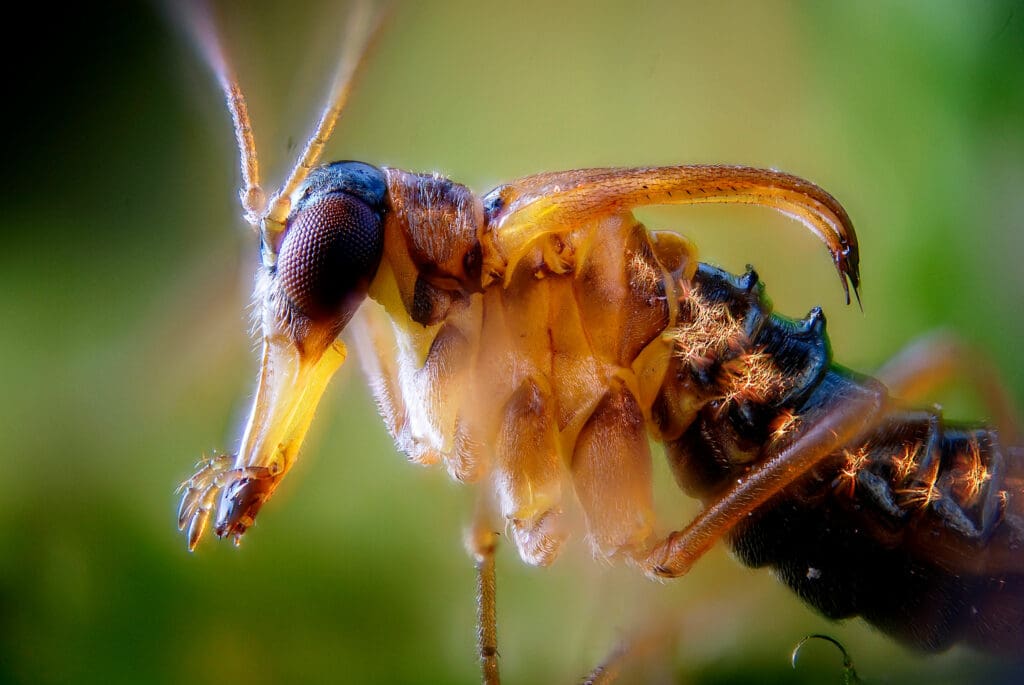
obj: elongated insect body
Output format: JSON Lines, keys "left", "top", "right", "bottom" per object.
{"left": 174, "top": 7, "right": 1022, "bottom": 677}
{"left": 180, "top": 158, "right": 1023, "bottom": 655}
{"left": 360, "top": 168, "right": 1023, "bottom": 652}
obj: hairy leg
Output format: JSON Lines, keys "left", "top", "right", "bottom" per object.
{"left": 466, "top": 519, "right": 501, "bottom": 685}
{"left": 643, "top": 381, "right": 887, "bottom": 578}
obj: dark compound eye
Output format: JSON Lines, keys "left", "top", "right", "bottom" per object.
{"left": 277, "top": 191, "right": 384, "bottom": 327}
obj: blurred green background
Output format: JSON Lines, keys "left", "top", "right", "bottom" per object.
{"left": 3, "top": 1, "right": 1023, "bottom": 683}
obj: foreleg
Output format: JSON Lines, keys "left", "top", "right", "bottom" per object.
{"left": 351, "top": 303, "right": 485, "bottom": 479}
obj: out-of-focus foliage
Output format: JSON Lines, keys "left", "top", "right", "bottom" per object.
{"left": 2, "top": 1, "right": 1022, "bottom": 683}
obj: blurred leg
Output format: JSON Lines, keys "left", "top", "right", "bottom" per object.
{"left": 571, "top": 380, "right": 655, "bottom": 557}
{"left": 877, "top": 330, "right": 1021, "bottom": 443}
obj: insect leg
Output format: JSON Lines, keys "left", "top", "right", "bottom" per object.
{"left": 349, "top": 305, "right": 416, "bottom": 458}
{"left": 493, "top": 377, "right": 566, "bottom": 566}
{"left": 466, "top": 520, "right": 501, "bottom": 685}
{"left": 723, "top": 403, "right": 1022, "bottom": 651}
{"left": 351, "top": 303, "right": 487, "bottom": 476}
{"left": 644, "top": 380, "right": 888, "bottom": 577}
{"left": 572, "top": 379, "right": 656, "bottom": 558}
{"left": 580, "top": 642, "right": 628, "bottom": 685}
{"left": 580, "top": 614, "right": 681, "bottom": 684}
{"left": 261, "top": 1, "right": 387, "bottom": 245}
{"left": 424, "top": 323, "right": 486, "bottom": 482}
{"left": 877, "top": 330, "right": 1022, "bottom": 443}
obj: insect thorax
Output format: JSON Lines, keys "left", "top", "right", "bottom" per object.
{"left": 363, "top": 172, "right": 710, "bottom": 563}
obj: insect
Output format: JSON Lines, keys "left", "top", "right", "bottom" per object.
{"left": 173, "top": 2, "right": 1023, "bottom": 681}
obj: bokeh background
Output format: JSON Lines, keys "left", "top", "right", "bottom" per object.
{"left": 3, "top": 1, "right": 1023, "bottom": 683}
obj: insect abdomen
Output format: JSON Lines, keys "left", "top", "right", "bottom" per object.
{"left": 661, "top": 263, "right": 1024, "bottom": 653}
{"left": 731, "top": 405, "right": 1023, "bottom": 653}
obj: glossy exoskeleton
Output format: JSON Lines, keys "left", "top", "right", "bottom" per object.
{"left": 663, "top": 264, "right": 1023, "bottom": 653}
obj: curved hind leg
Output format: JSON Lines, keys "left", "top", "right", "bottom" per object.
{"left": 642, "top": 381, "right": 887, "bottom": 578}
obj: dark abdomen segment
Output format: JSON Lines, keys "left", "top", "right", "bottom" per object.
{"left": 660, "top": 264, "right": 1024, "bottom": 653}
{"left": 730, "top": 381, "right": 1024, "bottom": 653}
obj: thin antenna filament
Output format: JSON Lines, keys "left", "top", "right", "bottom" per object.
{"left": 177, "top": 0, "right": 265, "bottom": 226}
{"left": 262, "top": 1, "right": 385, "bottom": 246}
